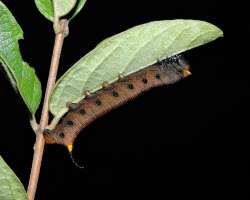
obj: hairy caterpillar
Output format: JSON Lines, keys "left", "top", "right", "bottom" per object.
{"left": 44, "top": 55, "right": 191, "bottom": 167}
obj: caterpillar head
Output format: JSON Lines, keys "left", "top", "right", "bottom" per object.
{"left": 160, "top": 55, "right": 191, "bottom": 78}
{"left": 182, "top": 65, "right": 192, "bottom": 77}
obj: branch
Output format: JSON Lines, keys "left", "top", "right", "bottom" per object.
{"left": 27, "top": 19, "right": 68, "bottom": 200}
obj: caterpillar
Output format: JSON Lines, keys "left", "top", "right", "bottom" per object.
{"left": 44, "top": 55, "right": 191, "bottom": 167}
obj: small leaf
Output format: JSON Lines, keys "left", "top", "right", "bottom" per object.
{"left": 35, "top": 0, "right": 87, "bottom": 22}
{"left": 53, "top": 0, "right": 77, "bottom": 21}
{"left": 0, "top": 156, "right": 28, "bottom": 200}
{"left": 35, "top": 0, "right": 54, "bottom": 21}
{"left": 0, "top": 2, "right": 42, "bottom": 114}
{"left": 49, "top": 20, "right": 223, "bottom": 121}
{"left": 70, "top": 0, "right": 87, "bottom": 20}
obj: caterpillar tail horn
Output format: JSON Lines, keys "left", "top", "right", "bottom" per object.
{"left": 67, "top": 144, "right": 73, "bottom": 153}
{"left": 67, "top": 144, "right": 85, "bottom": 169}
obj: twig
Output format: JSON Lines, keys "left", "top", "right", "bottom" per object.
{"left": 27, "top": 19, "right": 68, "bottom": 200}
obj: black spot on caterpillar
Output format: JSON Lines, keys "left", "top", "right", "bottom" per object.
{"left": 44, "top": 55, "right": 191, "bottom": 168}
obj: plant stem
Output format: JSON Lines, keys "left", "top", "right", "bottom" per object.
{"left": 27, "top": 19, "right": 68, "bottom": 200}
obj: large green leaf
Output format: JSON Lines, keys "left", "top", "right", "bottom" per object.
{"left": 35, "top": 0, "right": 87, "bottom": 22}
{"left": 0, "top": 156, "right": 28, "bottom": 200}
{"left": 49, "top": 19, "right": 223, "bottom": 122}
{"left": 0, "top": 2, "right": 41, "bottom": 114}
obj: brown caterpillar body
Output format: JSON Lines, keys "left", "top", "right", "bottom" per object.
{"left": 44, "top": 55, "right": 191, "bottom": 151}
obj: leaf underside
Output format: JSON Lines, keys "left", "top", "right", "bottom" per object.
{"left": 0, "top": 2, "right": 41, "bottom": 114}
{"left": 0, "top": 156, "right": 28, "bottom": 200}
{"left": 49, "top": 19, "right": 223, "bottom": 122}
{"left": 53, "top": 0, "right": 77, "bottom": 21}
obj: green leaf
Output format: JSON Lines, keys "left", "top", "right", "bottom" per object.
{"left": 0, "top": 156, "right": 28, "bottom": 200}
{"left": 35, "top": 0, "right": 54, "bottom": 21}
{"left": 35, "top": 0, "right": 87, "bottom": 22}
{"left": 49, "top": 19, "right": 223, "bottom": 121}
{"left": 0, "top": 2, "right": 41, "bottom": 114}
{"left": 69, "top": 0, "right": 87, "bottom": 20}
{"left": 53, "top": 0, "right": 77, "bottom": 21}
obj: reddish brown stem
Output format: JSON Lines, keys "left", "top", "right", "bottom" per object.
{"left": 27, "top": 19, "right": 68, "bottom": 200}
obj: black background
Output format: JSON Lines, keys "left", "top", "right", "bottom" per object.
{"left": 0, "top": 0, "right": 249, "bottom": 199}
